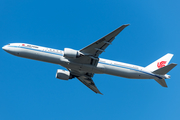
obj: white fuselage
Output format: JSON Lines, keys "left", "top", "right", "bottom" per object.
{"left": 2, "top": 43, "right": 166, "bottom": 80}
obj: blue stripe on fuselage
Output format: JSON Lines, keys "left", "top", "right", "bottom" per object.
{"left": 98, "top": 62, "right": 162, "bottom": 79}
{"left": 8, "top": 46, "right": 63, "bottom": 56}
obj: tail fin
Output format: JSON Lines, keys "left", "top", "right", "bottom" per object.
{"left": 145, "top": 53, "right": 174, "bottom": 71}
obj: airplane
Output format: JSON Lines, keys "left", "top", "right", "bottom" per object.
{"left": 2, "top": 24, "right": 177, "bottom": 94}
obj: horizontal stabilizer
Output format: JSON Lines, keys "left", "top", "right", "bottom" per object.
{"left": 153, "top": 63, "right": 177, "bottom": 75}
{"left": 154, "top": 78, "right": 167, "bottom": 87}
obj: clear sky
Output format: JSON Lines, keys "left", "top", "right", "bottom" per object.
{"left": 0, "top": 0, "right": 180, "bottom": 120}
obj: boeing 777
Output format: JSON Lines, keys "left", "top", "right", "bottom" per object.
{"left": 2, "top": 24, "right": 177, "bottom": 94}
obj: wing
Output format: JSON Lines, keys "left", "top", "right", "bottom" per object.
{"left": 69, "top": 24, "right": 129, "bottom": 66}
{"left": 67, "top": 25, "right": 129, "bottom": 94}
{"left": 77, "top": 75, "right": 103, "bottom": 95}
{"left": 80, "top": 24, "right": 129, "bottom": 58}
{"left": 68, "top": 69, "right": 102, "bottom": 94}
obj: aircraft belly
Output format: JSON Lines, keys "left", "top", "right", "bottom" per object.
{"left": 59, "top": 56, "right": 102, "bottom": 73}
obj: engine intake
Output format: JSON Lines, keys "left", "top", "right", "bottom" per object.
{"left": 56, "top": 69, "right": 74, "bottom": 80}
{"left": 63, "top": 48, "right": 83, "bottom": 59}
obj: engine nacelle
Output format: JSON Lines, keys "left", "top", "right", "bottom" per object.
{"left": 56, "top": 69, "right": 72, "bottom": 80}
{"left": 63, "top": 48, "right": 83, "bottom": 59}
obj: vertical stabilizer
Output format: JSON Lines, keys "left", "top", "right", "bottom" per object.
{"left": 145, "top": 53, "right": 173, "bottom": 71}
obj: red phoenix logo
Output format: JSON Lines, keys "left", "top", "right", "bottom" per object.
{"left": 157, "top": 61, "right": 167, "bottom": 68}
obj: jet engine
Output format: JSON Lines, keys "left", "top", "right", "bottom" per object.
{"left": 56, "top": 69, "right": 74, "bottom": 80}
{"left": 63, "top": 48, "right": 83, "bottom": 59}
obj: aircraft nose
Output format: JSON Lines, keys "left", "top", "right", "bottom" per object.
{"left": 2, "top": 45, "right": 9, "bottom": 52}
{"left": 2, "top": 46, "right": 6, "bottom": 50}
{"left": 2, "top": 45, "right": 17, "bottom": 55}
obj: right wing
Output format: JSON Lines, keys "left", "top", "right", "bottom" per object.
{"left": 77, "top": 75, "right": 103, "bottom": 95}
{"left": 68, "top": 69, "right": 102, "bottom": 94}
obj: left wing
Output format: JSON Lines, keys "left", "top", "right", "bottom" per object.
{"left": 71, "top": 24, "right": 129, "bottom": 66}
{"left": 77, "top": 75, "right": 103, "bottom": 94}
{"left": 80, "top": 24, "right": 129, "bottom": 58}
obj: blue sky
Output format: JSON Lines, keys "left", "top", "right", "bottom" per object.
{"left": 0, "top": 0, "right": 180, "bottom": 120}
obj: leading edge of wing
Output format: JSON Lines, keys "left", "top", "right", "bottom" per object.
{"left": 79, "top": 24, "right": 129, "bottom": 57}
{"left": 77, "top": 76, "right": 103, "bottom": 95}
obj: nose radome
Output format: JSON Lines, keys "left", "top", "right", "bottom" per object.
{"left": 2, "top": 46, "right": 6, "bottom": 50}
{"left": 2, "top": 45, "right": 15, "bottom": 55}
{"left": 2, "top": 45, "right": 8, "bottom": 51}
